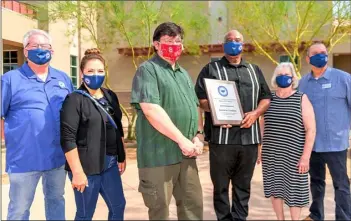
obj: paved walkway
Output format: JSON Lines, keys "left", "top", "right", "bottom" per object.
{"left": 1, "top": 151, "right": 343, "bottom": 220}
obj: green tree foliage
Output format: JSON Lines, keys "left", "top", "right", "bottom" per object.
{"left": 227, "top": 1, "right": 351, "bottom": 77}
{"left": 46, "top": 1, "right": 210, "bottom": 140}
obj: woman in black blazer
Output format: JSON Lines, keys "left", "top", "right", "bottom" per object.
{"left": 60, "top": 48, "right": 126, "bottom": 220}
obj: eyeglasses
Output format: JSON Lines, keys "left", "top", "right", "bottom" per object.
{"left": 97, "top": 98, "right": 115, "bottom": 116}
{"left": 161, "top": 40, "right": 182, "bottom": 44}
{"left": 26, "top": 43, "right": 52, "bottom": 50}
{"left": 104, "top": 106, "right": 115, "bottom": 116}
{"left": 159, "top": 37, "right": 183, "bottom": 44}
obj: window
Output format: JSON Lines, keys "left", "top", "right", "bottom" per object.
{"left": 70, "top": 55, "right": 78, "bottom": 89}
{"left": 3, "top": 51, "right": 19, "bottom": 74}
{"left": 279, "top": 55, "right": 299, "bottom": 65}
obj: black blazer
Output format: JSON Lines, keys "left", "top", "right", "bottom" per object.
{"left": 60, "top": 84, "right": 125, "bottom": 176}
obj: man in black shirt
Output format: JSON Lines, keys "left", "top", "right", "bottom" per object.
{"left": 195, "top": 30, "right": 272, "bottom": 220}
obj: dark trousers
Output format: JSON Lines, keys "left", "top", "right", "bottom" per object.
{"left": 309, "top": 150, "right": 351, "bottom": 221}
{"left": 209, "top": 144, "right": 258, "bottom": 221}
{"left": 68, "top": 156, "right": 126, "bottom": 220}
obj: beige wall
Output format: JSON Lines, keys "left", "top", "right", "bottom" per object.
{"left": 48, "top": 20, "right": 71, "bottom": 75}
{"left": 1, "top": 8, "right": 37, "bottom": 44}
{"left": 106, "top": 51, "right": 314, "bottom": 93}
{"left": 105, "top": 51, "right": 137, "bottom": 92}
{"left": 2, "top": 5, "right": 96, "bottom": 78}
{"left": 105, "top": 37, "right": 351, "bottom": 93}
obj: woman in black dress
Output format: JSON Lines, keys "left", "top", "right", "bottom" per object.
{"left": 60, "top": 48, "right": 126, "bottom": 220}
{"left": 258, "top": 62, "right": 316, "bottom": 220}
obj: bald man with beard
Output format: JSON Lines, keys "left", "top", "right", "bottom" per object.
{"left": 195, "top": 30, "right": 272, "bottom": 221}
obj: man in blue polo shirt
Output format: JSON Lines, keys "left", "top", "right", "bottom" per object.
{"left": 299, "top": 42, "right": 351, "bottom": 221}
{"left": 1, "top": 29, "right": 73, "bottom": 220}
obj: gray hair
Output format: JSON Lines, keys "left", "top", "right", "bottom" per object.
{"left": 23, "top": 29, "right": 52, "bottom": 47}
{"left": 223, "top": 30, "right": 244, "bottom": 42}
{"left": 271, "top": 62, "right": 299, "bottom": 89}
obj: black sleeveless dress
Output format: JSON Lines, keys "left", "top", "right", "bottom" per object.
{"left": 262, "top": 91, "right": 309, "bottom": 207}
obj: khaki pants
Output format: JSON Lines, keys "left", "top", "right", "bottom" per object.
{"left": 138, "top": 158, "right": 203, "bottom": 220}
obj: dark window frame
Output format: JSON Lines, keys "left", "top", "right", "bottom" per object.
{"left": 3, "top": 50, "right": 19, "bottom": 74}
{"left": 70, "top": 55, "right": 78, "bottom": 89}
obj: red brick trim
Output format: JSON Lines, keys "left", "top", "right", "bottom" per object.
{"left": 2, "top": 1, "right": 36, "bottom": 18}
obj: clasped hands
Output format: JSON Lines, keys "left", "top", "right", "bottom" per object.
{"left": 179, "top": 134, "right": 204, "bottom": 157}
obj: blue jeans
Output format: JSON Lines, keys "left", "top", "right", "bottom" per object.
{"left": 7, "top": 165, "right": 66, "bottom": 220}
{"left": 309, "top": 150, "right": 351, "bottom": 220}
{"left": 68, "top": 155, "right": 126, "bottom": 220}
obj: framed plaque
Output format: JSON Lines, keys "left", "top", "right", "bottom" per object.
{"left": 204, "top": 79, "right": 244, "bottom": 126}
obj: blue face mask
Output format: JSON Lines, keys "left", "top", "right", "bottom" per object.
{"left": 83, "top": 74, "right": 105, "bottom": 90}
{"left": 276, "top": 75, "right": 293, "bottom": 88}
{"left": 27, "top": 48, "right": 52, "bottom": 65}
{"left": 223, "top": 42, "right": 243, "bottom": 56}
{"left": 309, "top": 53, "right": 328, "bottom": 68}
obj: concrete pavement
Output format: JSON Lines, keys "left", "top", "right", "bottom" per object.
{"left": 1, "top": 151, "right": 341, "bottom": 220}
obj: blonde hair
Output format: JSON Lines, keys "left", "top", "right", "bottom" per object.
{"left": 271, "top": 62, "right": 299, "bottom": 89}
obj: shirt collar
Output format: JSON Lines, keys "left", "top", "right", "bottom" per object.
{"left": 308, "top": 66, "right": 331, "bottom": 80}
{"left": 152, "top": 54, "right": 181, "bottom": 71}
{"left": 220, "top": 56, "right": 249, "bottom": 68}
{"left": 21, "top": 62, "right": 57, "bottom": 80}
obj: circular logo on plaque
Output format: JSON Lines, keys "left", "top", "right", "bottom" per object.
{"left": 218, "top": 86, "right": 228, "bottom": 97}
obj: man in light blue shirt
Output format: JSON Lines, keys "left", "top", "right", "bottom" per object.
{"left": 1, "top": 29, "right": 73, "bottom": 220}
{"left": 299, "top": 42, "right": 351, "bottom": 221}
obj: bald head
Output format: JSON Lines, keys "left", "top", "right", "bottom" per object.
{"left": 224, "top": 30, "right": 244, "bottom": 43}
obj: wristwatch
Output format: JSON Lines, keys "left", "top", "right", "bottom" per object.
{"left": 196, "top": 130, "right": 204, "bottom": 135}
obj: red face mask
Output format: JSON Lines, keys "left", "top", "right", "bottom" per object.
{"left": 159, "top": 43, "right": 183, "bottom": 63}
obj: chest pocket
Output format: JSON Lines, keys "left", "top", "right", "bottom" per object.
{"left": 328, "top": 84, "right": 345, "bottom": 99}
{"left": 52, "top": 83, "right": 71, "bottom": 99}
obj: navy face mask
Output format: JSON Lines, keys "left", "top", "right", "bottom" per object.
{"left": 83, "top": 74, "right": 105, "bottom": 90}
{"left": 27, "top": 48, "right": 52, "bottom": 65}
{"left": 276, "top": 75, "right": 293, "bottom": 88}
{"left": 309, "top": 53, "right": 328, "bottom": 68}
{"left": 224, "top": 42, "right": 243, "bottom": 56}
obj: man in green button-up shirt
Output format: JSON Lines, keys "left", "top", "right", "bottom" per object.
{"left": 131, "top": 22, "right": 204, "bottom": 220}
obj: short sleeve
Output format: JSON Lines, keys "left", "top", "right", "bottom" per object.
{"left": 195, "top": 64, "right": 210, "bottom": 100}
{"left": 346, "top": 74, "right": 351, "bottom": 109}
{"left": 67, "top": 77, "right": 74, "bottom": 93}
{"left": 130, "top": 65, "right": 160, "bottom": 108}
{"left": 1, "top": 75, "right": 11, "bottom": 118}
{"left": 297, "top": 75, "right": 308, "bottom": 93}
{"left": 255, "top": 65, "right": 272, "bottom": 102}
{"left": 60, "top": 94, "right": 81, "bottom": 153}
